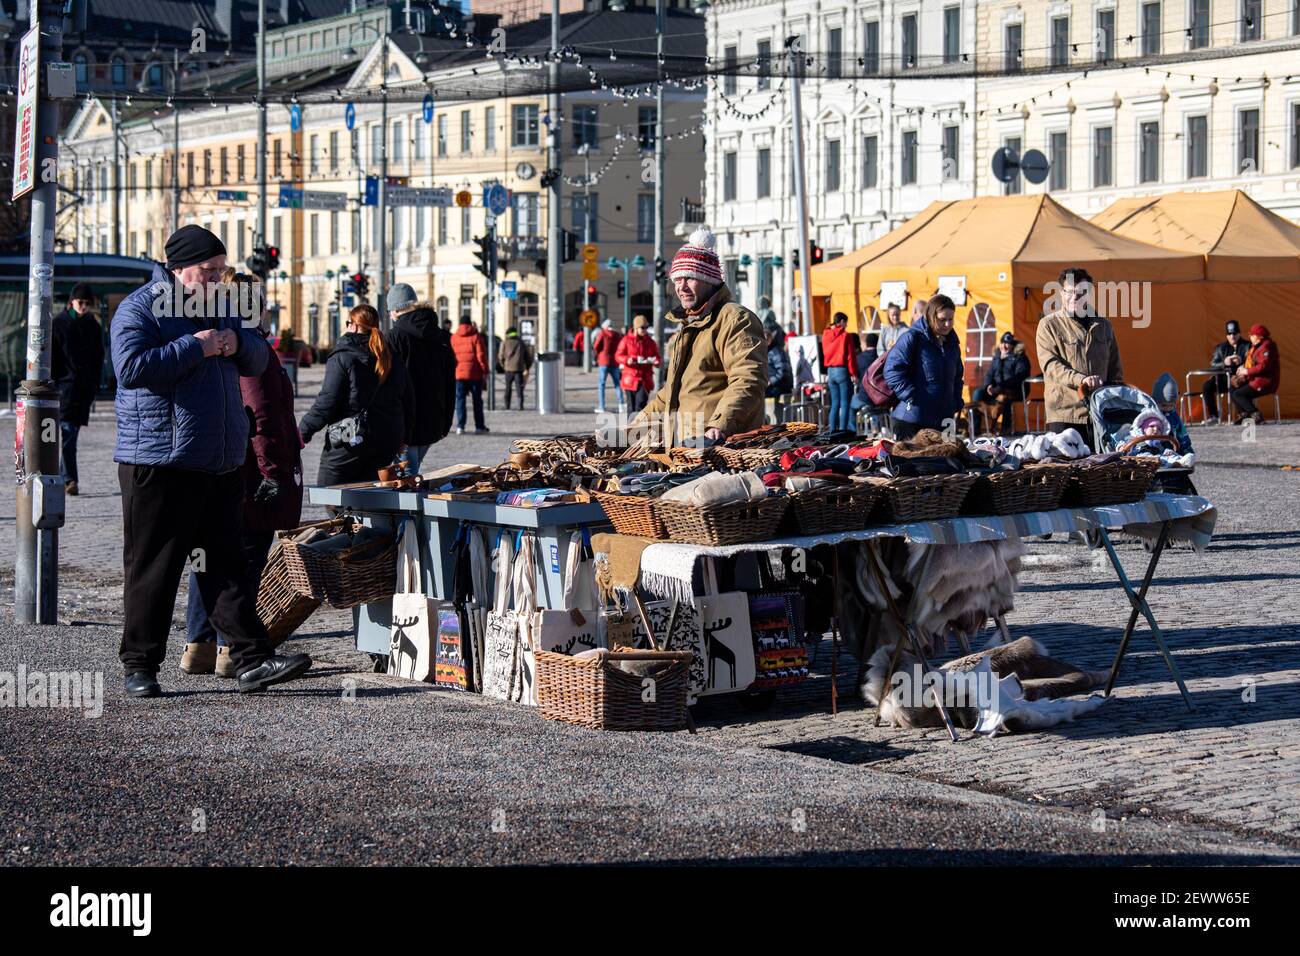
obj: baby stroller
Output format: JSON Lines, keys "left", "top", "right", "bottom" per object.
{"left": 1087, "top": 385, "right": 1197, "bottom": 495}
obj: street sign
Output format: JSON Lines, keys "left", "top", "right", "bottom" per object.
{"left": 579, "top": 310, "right": 599, "bottom": 329}
{"left": 387, "top": 185, "right": 453, "bottom": 207}
{"left": 290, "top": 104, "right": 302, "bottom": 132}
{"left": 363, "top": 176, "right": 379, "bottom": 206}
{"left": 422, "top": 94, "right": 434, "bottom": 124}
{"left": 486, "top": 183, "right": 510, "bottom": 216}
{"left": 500, "top": 281, "right": 517, "bottom": 299}
{"left": 1020, "top": 149, "right": 1051, "bottom": 184}
{"left": 343, "top": 295, "right": 356, "bottom": 307}
{"left": 581, "top": 243, "right": 599, "bottom": 262}
{"left": 278, "top": 186, "right": 348, "bottom": 210}
{"left": 345, "top": 102, "right": 356, "bottom": 131}
{"left": 217, "top": 190, "right": 249, "bottom": 202}
{"left": 455, "top": 190, "right": 473, "bottom": 208}
{"left": 582, "top": 261, "right": 598, "bottom": 281}
{"left": 11, "top": 24, "right": 39, "bottom": 201}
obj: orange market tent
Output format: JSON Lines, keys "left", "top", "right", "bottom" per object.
{"left": 1092, "top": 190, "right": 1300, "bottom": 416}
{"left": 807, "top": 194, "right": 1206, "bottom": 397}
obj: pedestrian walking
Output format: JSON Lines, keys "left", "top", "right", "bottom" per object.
{"left": 821, "top": 311, "right": 859, "bottom": 433}
{"left": 883, "top": 294, "right": 965, "bottom": 440}
{"left": 111, "top": 224, "right": 312, "bottom": 698}
{"left": 592, "top": 319, "right": 623, "bottom": 412}
{"left": 1036, "top": 267, "right": 1123, "bottom": 434}
{"left": 614, "top": 315, "right": 660, "bottom": 413}
{"left": 450, "top": 315, "right": 490, "bottom": 433}
{"left": 300, "top": 304, "right": 413, "bottom": 485}
{"left": 1230, "top": 324, "right": 1281, "bottom": 424}
{"left": 183, "top": 271, "right": 304, "bottom": 678}
{"left": 385, "top": 283, "right": 456, "bottom": 471}
{"left": 497, "top": 325, "right": 533, "bottom": 410}
{"left": 51, "top": 282, "right": 105, "bottom": 496}
{"left": 1201, "top": 320, "right": 1249, "bottom": 420}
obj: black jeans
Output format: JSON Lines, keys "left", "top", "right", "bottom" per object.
{"left": 1231, "top": 385, "right": 1269, "bottom": 418}
{"left": 119, "top": 463, "right": 274, "bottom": 676}
{"left": 503, "top": 371, "right": 526, "bottom": 409}
{"left": 185, "top": 530, "right": 276, "bottom": 645}
{"left": 623, "top": 387, "right": 649, "bottom": 413}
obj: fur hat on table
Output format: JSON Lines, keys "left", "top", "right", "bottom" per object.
{"left": 669, "top": 227, "right": 724, "bottom": 285}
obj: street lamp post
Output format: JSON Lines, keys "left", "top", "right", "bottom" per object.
{"left": 606, "top": 255, "right": 647, "bottom": 331}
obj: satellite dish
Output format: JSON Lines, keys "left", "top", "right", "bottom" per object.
{"left": 992, "top": 146, "right": 1020, "bottom": 184}
{"left": 1021, "top": 149, "right": 1051, "bottom": 184}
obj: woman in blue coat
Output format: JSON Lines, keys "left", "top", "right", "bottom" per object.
{"left": 882, "top": 294, "right": 965, "bottom": 440}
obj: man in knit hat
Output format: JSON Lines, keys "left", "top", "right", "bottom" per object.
{"left": 110, "top": 224, "right": 312, "bottom": 698}
{"left": 633, "top": 227, "right": 767, "bottom": 444}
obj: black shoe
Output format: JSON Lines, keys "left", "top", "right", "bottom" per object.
{"left": 124, "top": 672, "right": 161, "bottom": 698}
{"left": 475, "top": 426, "right": 491, "bottom": 434}
{"left": 236, "top": 653, "right": 312, "bottom": 693}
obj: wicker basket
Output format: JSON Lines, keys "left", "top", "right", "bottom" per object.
{"left": 535, "top": 650, "right": 694, "bottom": 731}
{"left": 1063, "top": 458, "right": 1160, "bottom": 507}
{"left": 512, "top": 434, "right": 596, "bottom": 460}
{"left": 256, "top": 540, "right": 322, "bottom": 646}
{"left": 863, "top": 473, "right": 977, "bottom": 523}
{"left": 279, "top": 517, "right": 399, "bottom": 609}
{"left": 713, "top": 447, "right": 781, "bottom": 470}
{"left": 590, "top": 490, "right": 667, "bottom": 538}
{"left": 656, "top": 494, "right": 791, "bottom": 546}
{"left": 784, "top": 482, "right": 882, "bottom": 535}
{"left": 724, "top": 421, "right": 820, "bottom": 449}
{"left": 962, "top": 463, "right": 1073, "bottom": 516}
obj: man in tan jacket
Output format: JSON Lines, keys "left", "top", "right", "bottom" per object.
{"left": 1036, "top": 267, "right": 1124, "bottom": 433}
{"left": 634, "top": 228, "right": 767, "bottom": 444}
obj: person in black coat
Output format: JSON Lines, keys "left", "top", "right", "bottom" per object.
{"left": 1201, "top": 320, "right": 1250, "bottom": 420}
{"left": 385, "top": 284, "right": 456, "bottom": 471}
{"left": 51, "top": 282, "right": 106, "bottom": 494}
{"left": 972, "top": 331, "right": 1031, "bottom": 436}
{"left": 300, "top": 304, "right": 414, "bottom": 487}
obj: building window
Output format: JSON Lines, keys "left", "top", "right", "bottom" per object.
{"left": 1187, "top": 114, "right": 1209, "bottom": 177}
{"left": 756, "top": 39, "right": 771, "bottom": 90}
{"left": 1093, "top": 126, "right": 1114, "bottom": 187}
{"left": 864, "top": 21, "right": 880, "bottom": 74}
{"left": 1005, "top": 23, "right": 1023, "bottom": 71}
{"left": 234, "top": 144, "right": 244, "bottom": 182}
{"left": 461, "top": 206, "right": 472, "bottom": 243}
{"left": 757, "top": 147, "right": 771, "bottom": 198}
{"left": 639, "top": 107, "right": 657, "bottom": 151}
{"left": 513, "top": 193, "right": 539, "bottom": 237}
{"left": 1239, "top": 108, "right": 1260, "bottom": 173}
{"left": 862, "top": 133, "right": 878, "bottom": 188}
{"left": 826, "top": 28, "right": 842, "bottom": 79}
{"left": 330, "top": 131, "right": 339, "bottom": 172}
{"left": 392, "top": 121, "right": 405, "bottom": 165}
{"left": 485, "top": 107, "right": 497, "bottom": 151}
{"left": 1242, "top": 0, "right": 1262, "bottom": 41}
{"left": 512, "top": 105, "right": 539, "bottom": 147}
{"left": 942, "top": 125, "right": 959, "bottom": 180}
{"left": 1139, "top": 121, "right": 1160, "bottom": 183}
{"left": 273, "top": 140, "right": 282, "bottom": 179}
{"left": 187, "top": 152, "right": 196, "bottom": 187}
{"left": 1096, "top": 9, "right": 1115, "bottom": 61}
{"left": 1003, "top": 136, "right": 1023, "bottom": 194}
{"left": 415, "top": 207, "right": 426, "bottom": 247}
{"left": 1051, "top": 16, "right": 1070, "bottom": 66}
{"left": 572, "top": 105, "right": 598, "bottom": 151}
{"left": 724, "top": 45, "right": 737, "bottom": 95}
{"left": 901, "top": 14, "right": 918, "bottom": 69}
{"left": 723, "top": 150, "right": 737, "bottom": 201}
{"left": 371, "top": 124, "right": 383, "bottom": 167}
{"left": 111, "top": 56, "right": 127, "bottom": 89}
{"left": 1293, "top": 103, "right": 1300, "bottom": 167}
{"left": 438, "top": 207, "right": 448, "bottom": 245}
{"left": 437, "top": 115, "right": 448, "bottom": 156}
{"left": 1049, "top": 131, "right": 1068, "bottom": 190}
{"left": 330, "top": 211, "right": 340, "bottom": 255}
{"left": 1190, "top": 0, "right": 1211, "bottom": 48}
{"left": 1294, "top": 0, "right": 1300, "bottom": 34}
{"left": 146, "top": 62, "right": 164, "bottom": 90}
{"left": 572, "top": 193, "right": 599, "bottom": 241}
{"left": 219, "top": 221, "right": 228, "bottom": 250}
{"left": 219, "top": 147, "right": 228, "bottom": 184}
{"left": 901, "top": 130, "right": 918, "bottom": 184}
{"left": 459, "top": 111, "right": 471, "bottom": 153}
{"left": 943, "top": 6, "right": 961, "bottom": 63}
{"left": 273, "top": 216, "right": 282, "bottom": 250}
{"left": 825, "top": 140, "right": 841, "bottom": 192}
{"left": 309, "top": 135, "right": 319, "bottom": 176}
{"left": 637, "top": 193, "right": 654, "bottom": 242}
{"left": 203, "top": 150, "right": 212, "bottom": 185}
{"left": 74, "top": 53, "right": 88, "bottom": 89}
{"left": 459, "top": 286, "right": 474, "bottom": 323}
{"left": 392, "top": 208, "right": 404, "bottom": 249}
{"left": 1141, "top": 3, "right": 1162, "bottom": 55}
{"left": 309, "top": 214, "right": 319, "bottom": 257}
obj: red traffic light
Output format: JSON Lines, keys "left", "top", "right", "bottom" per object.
{"left": 586, "top": 283, "right": 597, "bottom": 296}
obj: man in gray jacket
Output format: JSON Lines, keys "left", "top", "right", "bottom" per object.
{"left": 112, "top": 225, "right": 312, "bottom": 698}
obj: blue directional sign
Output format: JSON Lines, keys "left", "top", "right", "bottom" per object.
{"left": 363, "top": 176, "right": 379, "bottom": 207}
{"left": 500, "top": 281, "right": 517, "bottom": 299}
{"left": 422, "top": 94, "right": 434, "bottom": 124}
{"left": 216, "top": 190, "right": 248, "bottom": 202}
{"left": 486, "top": 183, "right": 509, "bottom": 216}
{"left": 290, "top": 104, "right": 302, "bottom": 132}
{"left": 277, "top": 185, "right": 303, "bottom": 209}
{"left": 345, "top": 102, "right": 355, "bottom": 131}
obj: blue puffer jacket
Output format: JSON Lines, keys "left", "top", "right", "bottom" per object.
{"left": 883, "top": 315, "right": 965, "bottom": 428}
{"left": 112, "top": 262, "right": 268, "bottom": 472}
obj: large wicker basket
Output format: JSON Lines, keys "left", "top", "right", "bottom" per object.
{"left": 256, "top": 540, "right": 322, "bottom": 646}
{"left": 590, "top": 490, "right": 667, "bottom": 538}
{"left": 511, "top": 434, "right": 596, "bottom": 460}
{"left": 784, "top": 482, "right": 882, "bottom": 535}
{"left": 279, "top": 517, "right": 398, "bottom": 609}
{"left": 962, "top": 463, "right": 1073, "bottom": 516}
{"left": 1062, "top": 458, "right": 1160, "bottom": 507}
{"left": 535, "top": 650, "right": 693, "bottom": 731}
{"left": 863, "top": 473, "right": 977, "bottom": 523}
{"left": 723, "top": 421, "right": 820, "bottom": 449}
{"left": 656, "top": 494, "right": 791, "bottom": 546}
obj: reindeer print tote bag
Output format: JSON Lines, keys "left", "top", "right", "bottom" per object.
{"left": 389, "top": 521, "right": 438, "bottom": 682}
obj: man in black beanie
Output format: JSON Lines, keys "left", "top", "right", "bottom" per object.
{"left": 51, "top": 282, "right": 106, "bottom": 495}
{"left": 110, "top": 225, "right": 312, "bottom": 697}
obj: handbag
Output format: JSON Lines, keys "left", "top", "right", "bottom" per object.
{"left": 325, "top": 380, "right": 380, "bottom": 449}
{"left": 388, "top": 521, "right": 438, "bottom": 682}
{"left": 481, "top": 534, "right": 539, "bottom": 704}
{"left": 863, "top": 352, "right": 897, "bottom": 408}
{"left": 533, "top": 531, "right": 606, "bottom": 656}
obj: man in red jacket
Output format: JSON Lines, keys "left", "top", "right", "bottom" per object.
{"left": 592, "top": 319, "right": 623, "bottom": 412}
{"left": 451, "top": 316, "right": 490, "bottom": 433}
{"left": 1230, "top": 323, "right": 1281, "bottom": 424}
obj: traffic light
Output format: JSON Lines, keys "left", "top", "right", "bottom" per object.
{"left": 585, "top": 282, "right": 597, "bottom": 298}
{"left": 561, "top": 230, "right": 579, "bottom": 263}
{"left": 791, "top": 248, "right": 799, "bottom": 270}
{"left": 810, "top": 244, "right": 824, "bottom": 266}
{"left": 654, "top": 256, "right": 666, "bottom": 285}
{"left": 247, "top": 246, "right": 267, "bottom": 279}
{"left": 266, "top": 246, "right": 280, "bottom": 271}
{"left": 472, "top": 234, "right": 497, "bottom": 280}
{"left": 617, "top": 280, "right": 626, "bottom": 299}
{"left": 351, "top": 272, "right": 369, "bottom": 300}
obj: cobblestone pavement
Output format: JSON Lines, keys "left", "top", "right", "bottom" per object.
{"left": 1, "top": 367, "right": 1298, "bottom": 856}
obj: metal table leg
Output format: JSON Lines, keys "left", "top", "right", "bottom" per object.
{"left": 1097, "top": 523, "right": 1193, "bottom": 711}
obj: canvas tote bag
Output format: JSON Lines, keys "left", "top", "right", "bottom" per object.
{"left": 388, "top": 520, "right": 438, "bottom": 682}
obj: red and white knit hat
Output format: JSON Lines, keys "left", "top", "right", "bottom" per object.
{"left": 669, "top": 227, "right": 723, "bottom": 285}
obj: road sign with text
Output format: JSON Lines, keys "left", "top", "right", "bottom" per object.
{"left": 11, "top": 24, "right": 39, "bottom": 201}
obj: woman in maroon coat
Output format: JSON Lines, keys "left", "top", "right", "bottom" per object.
{"left": 1230, "top": 323, "right": 1282, "bottom": 424}
{"left": 181, "top": 274, "right": 305, "bottom": 678}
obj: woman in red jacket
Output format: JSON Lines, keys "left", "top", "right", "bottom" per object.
{"left": 450, "top": 316, "right": 490, "bottom": 433}
{"left": 614, "top": 315, "right": 660, "bottom": 413}
{"left": 821, "top": 311, "right": 859, "bottom": 433}
{"left": 1231, "top": 323, "right": 1281, "bottom": 424}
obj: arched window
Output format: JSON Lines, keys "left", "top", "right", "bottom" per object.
{"left": 73, "top": 54, "right": 88, "bottom": 89}
{"left": 964, "top": 303, "right": 997, "bottom": 389}
{"left": 111, "top": 57, "right": 127, "bottom": 90}
{"left": 516, "top": 292, "right": 539, "bottom": 320}
{"left": 145, "top": 62, "right": 164, "bottom": 91}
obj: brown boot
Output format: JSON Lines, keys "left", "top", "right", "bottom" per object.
{"left": 179, "top": 642, "right": 217, "bottom": 674}
{"left": 214, "top": 645, "right": 238, "bottom": 678}
{"left": 64, "top": 480, "right": 79, "bottom": 496}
